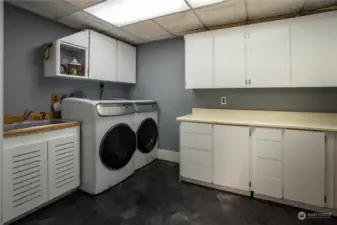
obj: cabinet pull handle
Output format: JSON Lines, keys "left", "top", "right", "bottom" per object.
{"left": 245, "top": 80, "right": 247, "bottom": 85}
{"left": 249, "top": 79, "right": 251, "bottom": 85}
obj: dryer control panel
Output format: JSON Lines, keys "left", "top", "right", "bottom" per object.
{"left": 96, "top": 103, "right": 135, "bottom": 116}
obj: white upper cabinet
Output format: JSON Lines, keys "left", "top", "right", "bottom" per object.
{"left": 291, "top": 12, "right": 337, "bottom": 87}
{"left": 89, "top": 30, "right": 117, "bottom": 82}
{"left": 117, "top": 41, "right": 136, "bottom": 83}
{"left": 185, "top": 11, "right": 337, "bottom": 89}
{"left": 60, "top": 30, "right": 89, "bottom": 48}
{"left": 246, "top": 23, "right": 291, "bottom": 87}
{"left": 185, "top": 32, "right": 214, "bottom": 89}
{"left": 45, "top": 30, "right": 136, "bottom": 84}
{"left": 213, "top": 125, "right": 250, "bottom": 191}
{"left": 214, "top": 27, "right": 246, "bottom": 88}
{"left": 283, "top": 130, "right": 326, "bottom": 207}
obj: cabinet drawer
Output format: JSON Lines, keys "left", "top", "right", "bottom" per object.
{"left": 180, "top": 163, "right": 212, "bottom": 183}
{"left": 255, "top": 128, "right": 282, "bottom": 141}
{"left": 180, "top": 133, "right": 212, "bottom": 151}
{"left": 181, "top": 148, "right": 212, "bottom": 167}
{"left": 255, "top": 140, "right": 282, "bottom": 160}
{"left": 255, "top": 158, "right": 282, "bottom": 179}
{"left": 180, "top": 122, "right": 212, "bottom": 135}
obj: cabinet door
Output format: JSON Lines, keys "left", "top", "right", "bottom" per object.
{"left": 185, "top": 33, "right": 213, "bottom": 89}
{"left": 213, "top": 125, "right": 250, "bottom": 191}
{"left": 291, "top": 14, "right": 337, "bottom": 87}
{"left": 246, "top": 23, "right": 291, "bottom": 87}
{"left": 117, "top": 41, "right": 136, "bottom": 83}
{"left": 283, "top": 130, "right": 325, "bottom": 207}
{"left": 48, "top": 134, "right": 80, "bottom": 200}
{"left": 3, "top": 142, "right": 48, "bottom": 223}
{"left": 60, "top": 30, "right": 89, "bottom": 48}
{"left": 214, "top": 27, "right": 246, "bottom": 88}
{"left": 89, "top": 31, "right": 117, "bottom": 81}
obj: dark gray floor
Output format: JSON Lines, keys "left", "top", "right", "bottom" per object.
{"left": 13, "top": 160, "right": 337, "bottom": 225}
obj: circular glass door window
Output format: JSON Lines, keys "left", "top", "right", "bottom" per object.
{"left": 137, "top": 118, "right": 158, "bottom": 153}
{"left": 99, "top": 124, "right": 136, "bottom": 170}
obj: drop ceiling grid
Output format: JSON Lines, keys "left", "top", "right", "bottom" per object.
{"left": 6, "top": 0, "right": 337, "bottom": 44}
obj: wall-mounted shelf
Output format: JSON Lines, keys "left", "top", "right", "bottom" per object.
{"left": 44, "top": 29, "right": 136, "bottom": 84}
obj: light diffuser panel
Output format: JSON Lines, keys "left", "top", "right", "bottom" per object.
{"left": 85, "top": 0, "right": 189, "bottom": 27}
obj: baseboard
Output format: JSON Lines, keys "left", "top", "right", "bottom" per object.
{"left": 157, "top": 149, "right": 179, "bottom": 163}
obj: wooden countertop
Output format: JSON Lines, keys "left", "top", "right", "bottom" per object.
{"left": 4, "top": 121, "right": 81, "bottom": 137}
{"left": 177, "top": 108, "right": 337, "bottom": 132}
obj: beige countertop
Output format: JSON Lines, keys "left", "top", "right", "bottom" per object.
{"left": 4, "top": 121, "right": 81, "bottom": 137}
{"left": 177, "top": 108, "right": 337, "bottom": 132}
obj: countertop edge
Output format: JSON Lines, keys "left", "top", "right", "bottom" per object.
{"left": 4, "top": 121, "right": 81, "bottom": 137}
{"left": 176, "top": 117, "right": 337, "bottom": 132}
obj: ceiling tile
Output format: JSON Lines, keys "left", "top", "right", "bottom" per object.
{"left": 58, "top": 11, "right": 114, "bottom": 31}
{"left": 64, "top": 0, "right": 105, "bottom": 9}
{"left": 247, "top": 0, "right": 305, "bottom": 20}
{"left": 175, "top": 28, "right": 207, "bottom": 36}
{"left": 121, "top": 20, "right": 174, "bottom": 39}
{"left": 59, "top": 10, "right": 144, "bottom": 44}
{"left": 154, "top": 11, "right": 204, "bottom": 35}
{"left": 187, "top": 0, "right": 227, "bottom": 8}
{"left": 103, "top": 28, "right": 145, "bottom": 45}
{"left": 302, "top": 0, "right": 337, "bottom": 11}
{"left": 8, "top": 0, "right": 80, "bottom": 19}
{"left": 137, "top": 34, "right": 175, "bottom": 44}
{"left": 195, "top": 0, "right": 246, "bottom": 27}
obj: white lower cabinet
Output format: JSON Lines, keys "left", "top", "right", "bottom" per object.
{"left": 3, "top": 142, "right": 48, "bottom": 223}
{"left": 180, "top": 122, "right": 213, "bottom": 183}
{"left": 252, "top": 128, "right": 283, "bottom": 198}
{"left": 179, "top": 122, "right": 333, "bottom": 212}
{"left": 3, "top": 127, "right": 80, "bottom": 223}
{"left": 48, "top": 135, "right": 80, "bottom": 200}
{"left": 213, "top": 125, "right": 250, "bottom": 191}
{"left": 283, "top": 129, "right": 326, "bottom": 207}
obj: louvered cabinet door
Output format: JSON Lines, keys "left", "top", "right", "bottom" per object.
{"left": 3, "top": 142, "right": 48, "bottom": 223}
{"left": 48, "top": 135, "right": 80, "bottom": 200}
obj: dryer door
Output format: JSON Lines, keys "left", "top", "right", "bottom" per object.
{"left": 99, "top": 124, "right": 136, "bottom": 170}
{"left": 137, "top": 118, "right": 158, "bottom": 153}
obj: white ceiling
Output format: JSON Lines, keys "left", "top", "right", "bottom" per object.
{"left": 7, "top": 0, "right": 337, "bottom": 45}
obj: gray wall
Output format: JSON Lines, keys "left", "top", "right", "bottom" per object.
{"left": 132, "top": 37, "right": 337, "bottom": 151}
{"left": 4, "top": 3, "right": 132, "bottom": 114}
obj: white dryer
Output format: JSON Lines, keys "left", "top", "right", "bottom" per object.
{"left": 132, "top": 100, "right": 159, "bottom": 170}
{"left": 61, "top": 98, "right": 136, "bottom": 194}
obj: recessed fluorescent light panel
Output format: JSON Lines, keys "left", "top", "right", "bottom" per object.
{"left": 186, "top": 0, "right": 227, "bottom": 8}
{"left": 85, "top": 0, "right": 189, "bottom": 27}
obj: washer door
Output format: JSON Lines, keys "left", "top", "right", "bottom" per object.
{"left": 137, "top": 118, "right": 158, "bottom": 153}
{"left": 99, "top": 124, "right": 136, "bottom": 170}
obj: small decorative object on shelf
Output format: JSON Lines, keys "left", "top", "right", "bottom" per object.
{"left": 60, "top": 64, "right": 67, "bottom": 74}
{"left": 68, "top": 58, "right": 83, "bottom": 76}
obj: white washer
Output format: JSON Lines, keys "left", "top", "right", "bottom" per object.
{"left": 132, "top": 100, "right": 159, "bottom": 170}
{"left": 61, "top": 98, "right": 136, "bottom": 195}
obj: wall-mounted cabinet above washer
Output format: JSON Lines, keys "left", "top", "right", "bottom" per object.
{"left": 44, "top": 30, "right": 136, "bottom": 84}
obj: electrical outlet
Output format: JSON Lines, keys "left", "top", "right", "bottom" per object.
{"left": 221, "top": 96, "right": 227, "bottom": 105}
